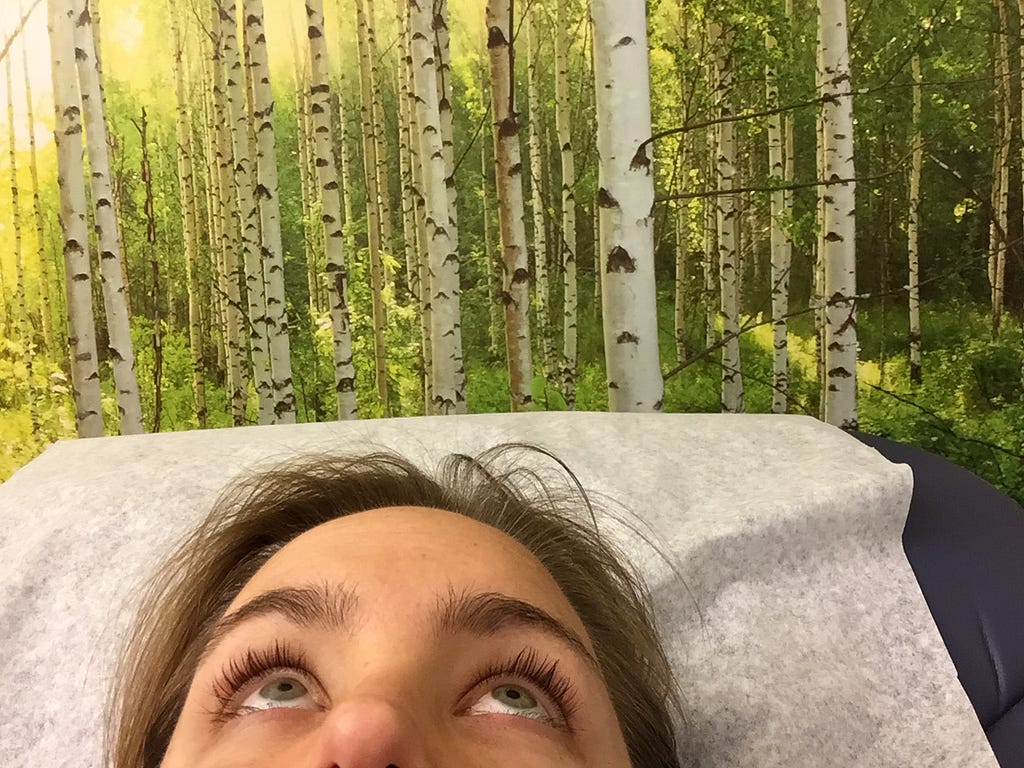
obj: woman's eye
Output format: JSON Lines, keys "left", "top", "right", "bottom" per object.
{"left": 237, "top": 676, "right": 317, "bottom": 714}
{"left": 466, "top": 684, "right": 552, "bottom": 723}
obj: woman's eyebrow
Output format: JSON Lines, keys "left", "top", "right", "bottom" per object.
{"left": 198, "top": 582, "right": 600, "bottom": 673}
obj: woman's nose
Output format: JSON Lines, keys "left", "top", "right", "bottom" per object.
{"left": 315, "top": 696, "right": 428, "bottom": 768}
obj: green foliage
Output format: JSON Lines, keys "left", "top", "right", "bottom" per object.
{"left": 0, "top": 338, "right": 77, "bottom": 482}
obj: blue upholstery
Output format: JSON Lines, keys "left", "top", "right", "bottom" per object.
{"left": 852, "top": 432, "right": 1024, "bottom": 768}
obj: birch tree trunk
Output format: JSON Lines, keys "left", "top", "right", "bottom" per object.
{"left": 555, "top": 0, "right": 578, "bottom": 409}
{"left": 171, "top": 4, "right": 207, "bottom": 428}
{"left": 217, "top": 0, "right": 273, "bottom": 423}
{"left": 306, "top": 0, "right": 360, "bottom": 419}
{"left": 355, "top": 0, "right": 391, "bottom": 411}
{"left": 783, "top": 0, "right": 796, "bottom": 391}
{"left": 48, "top": 0, "right": 103, "bottom": 438}
{"left": 72, "top": 0, "right": 144, "bottom": 434}
{"left": 766, "top": 31, "right": 790, "bottom": 413}
{"left": 136, "top": 109, "right": 162, "bottom": 432}
{"left": 246, "top": 0, "right": 296, "bottom": 422}
{"left": 396, "top": 0, "right": 419, "bottom": 306}
{"left": 908, "top": 53, "right": 923, "bottom": 385}
{"left": 404, "top": 11, "right": 432, "bottom": 411}
{"left": 397, "top": 0, "right": 431, "bottom": 410}
{"left": 435, "top": 0, "right": 459, "bottom": 270}
{"left": 487, "top": 0, "right": 534, "bottom": 411}
{"left": 209, "top": 6, "right": 247, "bottom": 424}
{"left": 364, "top": 0, "right": 394, "bottom": 269}
{"left": 704, "top": 128, "right": 717, "bottom": 350}
{"left": 200, "top": 58, "right": 227, "bottom": 377}
{"left": 22, "top": 31, "right": 54, "bottom": 353}
{"left": 990, "top": 0, "right": 1010, "bottom": 338}
{"left": 527, "top": 10, "right": 555, "bottom": 389}
{"left": 6, "top": 54, "right": 40, "bottom": 434}
{"left": 410, "top": 0, "right": 464, "bottom": 415}
{"left": 711, "top": 21, "right": 743, "bottom": 413}
{"left": 819, "top": 0, "right": 859, "bottom": 429}
{"left": 593, "top": 0, "right": 664, "bottom": 412}
{"left": 482, "top": 123, "right": 504, "bottom": 359}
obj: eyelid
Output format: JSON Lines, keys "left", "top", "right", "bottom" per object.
{"left": 461, "top": 648, "right": 580, "bottom": 731}
{"left": 207, "top": 641, "right": 326, "bottom": 720}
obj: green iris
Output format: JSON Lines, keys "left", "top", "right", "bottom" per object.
{"left": 259, "top": 679, "right": 306, "bottom": 702}
{"left": 494, "top": 685, "right": 537, "bottom": 710}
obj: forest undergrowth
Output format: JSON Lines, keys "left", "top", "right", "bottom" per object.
{"left": 2, "top": 295, "right": 1023, "bottom": 507}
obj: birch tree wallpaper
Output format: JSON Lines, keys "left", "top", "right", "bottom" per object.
{"left": 0, "top": 0, "right": 1021, "bottom": 502}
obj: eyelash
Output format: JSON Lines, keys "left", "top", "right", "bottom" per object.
{"left": 206, "top": 641, "right": 580, "bottom": 729}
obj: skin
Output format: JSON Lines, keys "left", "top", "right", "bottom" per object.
{"left": 160, "top": 506, "right": 633, "bottom": 767}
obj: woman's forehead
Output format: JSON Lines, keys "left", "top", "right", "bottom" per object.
{"left": 230, "top": 506, "right": 579, "bottom": 623}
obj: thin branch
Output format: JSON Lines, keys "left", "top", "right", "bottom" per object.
{"left": 656, "top": 162, "right": 907, "bottom": 203}
{"left": 661, "top": 303, "right": 818, "bottom": 382}
{"left": 0, "top": 0, "right": 43, "bottom": 66}
{"left": 867, "top": 384, "right": 1024, "bottom": 464}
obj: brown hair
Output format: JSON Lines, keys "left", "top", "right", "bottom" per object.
{"left": 106, "top": 442, "right": 686, "bottom": 767}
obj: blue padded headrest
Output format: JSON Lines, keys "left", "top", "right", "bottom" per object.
{"left": 853, "top": 432, "right": 1024, "bottom": 768}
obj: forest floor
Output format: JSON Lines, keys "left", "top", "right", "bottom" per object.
{"left": 2, "top": 299, "right": 1023, "bottom": 508}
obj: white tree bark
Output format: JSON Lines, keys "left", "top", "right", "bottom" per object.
{"left": 171, "top": 4, "right": 207, "bottom": 428}
{"left": 305, "top": 0, "right": 360, "bottom": 419}
{"left": 703, "top": 127, "right": 717, "bottom": 351}
{"left": 246, "top": 0, "right": 296, "bottom": 422}
{"left": 410, "top": 0, "right": 464, "bottom": 415}
{"left": 711, "top": 21, "right": 743, "bottom": 413}
{"left": 435, "top": 0, "right": 459, "bottom": 262}
{"left": 908, "top": 53, "right": 923, "bottom": 385}
{"left": 47, "top": 0, "right": 103, "bottom": 437}
{"left": 488, "top": 0, "right": 534, "bottom": 412}
{"left": 395, "top": 0, "right": 418, "bottom": 302}
{"left": 22, "top": 28, "right": 54, "bottom": 353}
{"left": 766, "top": 31, "right": 790, "bottom": 413}
{"left": 72, "top": 0, "right": 144, "bottom": 435}
{"left": 592, "top": 0, "right": 664, "bottom": 412}
{"left": 355, "top": 0, "right": 391, "bottom": 411}
{"left": 555, "top": 0, "right": 577, "bottom": 409}
{"left": 209, "top": 6, "right": 247, "bottom": 424}
{"left": 526, "top": 10, "right": 554, "bottom": 389}
{"left": 991, "top": 0, "right": 1010, "bottom": 338}
{"left": 217, "top": 0, "right": 273, "bottom": 422}
{"left": 819, "top": 0, "right": 859, "bottom": 429}
{"left": 7, "top": 54, "right": 40, "bottom": 434}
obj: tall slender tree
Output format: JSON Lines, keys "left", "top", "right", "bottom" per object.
{"left": 7, "top": 53, "right": 40, "bottom": 435}
{"left": 21, "top": 16, "right": 54, "bottom": 353}
{"left": 410, "top": 0, "right": 464, "bottom": 415}
{"left": 766, "top": 29, "right": 790, "bottom": 413}
{"left": 592, "top": 0, "right": 664, "bottom": 412}
{"left": 711, "top": 20, "right": 743, "bottom": 413}
{"left": 171, "top": 3, "right": 207, "bottom": 428}
{"left": 818, "top": 0, "right": 859, "bottom": 429}
{"left": 246, "top": 0, "right": 296, "bottom": 422}
{"left": 217, "top": 0, "right": 274, "bottom": 422}
{"left": 487, "top": 0, "right": 533, "bottom": 412}
{"left": 908, "top": 53, "right": 923, "bottom": 385}
{"left": 306, "top": 0, "right": 360, "bottom": 419}
{"left": 72, "top": 0, "right": 144, "bottom": 434}
{"left": 554, "top": 0, "right": 578, "bottom": 409}
{"left": 48, "top": 0, "right": 103, "bottom": 437}
{"left": 526, "top": 9, "right": 554, "bottom": 389}
{"left": 355, "top": 0, "right": 391, "bottom": 411}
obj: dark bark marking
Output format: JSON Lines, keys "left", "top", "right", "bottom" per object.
{"left": 598, "top": 187, "right": 619, "bottom": 209}
{"left": 488, "top": 26, "right": 506, "bottom": 48}
{"left": 606, "top": 246, "right": 636, "bottom": 273}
